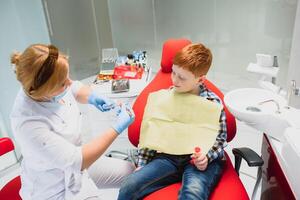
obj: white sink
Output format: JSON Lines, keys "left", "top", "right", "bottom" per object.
{"left": 224, "top": 88, "right": 300, "bottom": 141}
{"left": 224, "top": 88, "right": 287, "bottom": 124}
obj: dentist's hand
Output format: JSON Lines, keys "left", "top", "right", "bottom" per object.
{"left": 112, "top": 104, "right": 135, "bottom": 135}
{"left": 88, "top": 91, "right": 115, "bottom": 112}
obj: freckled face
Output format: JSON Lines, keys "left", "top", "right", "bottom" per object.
{"left": 171, "top": 65, "right": 205, "bottom": 94}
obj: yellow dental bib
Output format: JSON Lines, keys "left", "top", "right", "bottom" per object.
{"left": 139, "top": 89, "right": 223, "bottom": 155}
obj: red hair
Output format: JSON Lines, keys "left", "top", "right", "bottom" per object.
{"left": 11, "top": 44, "right": 68, "bottom": 101}
{"left": 173, "top": 43, "right": 212, "bottom": 76}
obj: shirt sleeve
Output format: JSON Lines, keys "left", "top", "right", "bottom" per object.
{"left": 70, "top": 80, "right": 84, "bottom": 97}
{"left": 206, "top": 109, "right": 227, "bottom": 163}
{"left": 18, "top": 117, "right": 82, "bottom": 173}
{"left": 204, "top": 90, "right": 228, "bottom": 164}
{"left": 137, "top": 147, "right": 156, "bottom": 167}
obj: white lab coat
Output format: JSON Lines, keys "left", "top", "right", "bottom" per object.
{"left": 10, "top": 81, "right": 100, "bottom": 200}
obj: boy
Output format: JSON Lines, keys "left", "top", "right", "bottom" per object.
{"left": 118, "top": 43, "right": 227, "bottom": 200}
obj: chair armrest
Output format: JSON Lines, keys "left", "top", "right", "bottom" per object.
{"left": 106, "top": 150, "right": 129, "bottom": 160}
{"left": 105, "top": 149, "right": 138, "bottom": 166}
{"left": 232, "top": 147, "right": 264, "bottom": 200}
{"left": 232, "top": 147, "right": 264, "bottom": 176}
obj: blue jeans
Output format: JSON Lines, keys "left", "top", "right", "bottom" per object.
{"left": 118, "top": 153, "right": 224, "bottom": 200}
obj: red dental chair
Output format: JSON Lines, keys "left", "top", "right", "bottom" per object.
{"left": 128, "top": 38, "right": 264, "bottom": 200}
{"left": 0, "top": 137, "right": 22, "bottom": 200}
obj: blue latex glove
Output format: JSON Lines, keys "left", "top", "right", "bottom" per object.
{"left": 88, "top": 91, "right": 115, "bottom": 112}
{"left": 112, "top": 104, "right": 135, "bottom": 134}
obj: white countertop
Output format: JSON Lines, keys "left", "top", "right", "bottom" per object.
{"left": 81, "top": 68, "right": 152, "bottom": 99}
{"left": 268, "top": 130, "right": 299, "bottom": 198}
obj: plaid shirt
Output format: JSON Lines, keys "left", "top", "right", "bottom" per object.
{"left": 137, "top": 85, "right": 227, "bottom": 167}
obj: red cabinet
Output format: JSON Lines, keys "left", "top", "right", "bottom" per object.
{"left": 261, "top": 134, "right": 296, "bottom": 200}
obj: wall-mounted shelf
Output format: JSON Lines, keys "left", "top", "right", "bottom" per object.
{"left": 247, "top": 63, "right": 279, "bottom": 77}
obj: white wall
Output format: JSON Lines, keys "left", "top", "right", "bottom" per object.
{"left": 108, "top": 0, "right": 298, "bottom": 90}
{"left": 0, "top": 0, "right": 49, "bottom": 141}
{"left": 288, "top": 2, "right": 300, "bottom": 87}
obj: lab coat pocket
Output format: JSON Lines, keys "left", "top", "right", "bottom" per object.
{"left": 70, "top": 171, "right": 100, "bottom": 200}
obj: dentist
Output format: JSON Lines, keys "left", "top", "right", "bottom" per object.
{"left": 10, "top": 44, "right": 135, "bottom": 200}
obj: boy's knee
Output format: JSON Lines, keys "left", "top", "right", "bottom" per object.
{"left": 118, "top": 174, "right": 140, "bottom": 199}
{"left": 179, "top": 179, "right": 210, "bottom": 200}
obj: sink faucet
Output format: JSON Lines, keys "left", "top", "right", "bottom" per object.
{"left": 258, "top": 99, "right": 281, "bottom": 114}
{"left": 287, "top": 80, "right": 300, "bottom": 107}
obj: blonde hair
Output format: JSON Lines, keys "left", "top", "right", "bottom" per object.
{"left": 11, "top": 44, "right": 69, "bottom": 101}
{"left": 173, "top": 43, "right": 212, "bottom": 77}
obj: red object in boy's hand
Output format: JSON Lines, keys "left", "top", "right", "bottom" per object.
{"left": 190, "top": 146, "right": 201, "bottom": 165}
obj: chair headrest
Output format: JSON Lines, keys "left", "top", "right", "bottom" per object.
{"left": 160, "top": 38, "right": 192, "bottom": 73}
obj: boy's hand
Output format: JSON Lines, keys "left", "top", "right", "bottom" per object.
{"left": 134, "top": 166, "right": 143, "bottom": 172}
{"left": 191, "top": 147, "right": 208, "bottom": 171}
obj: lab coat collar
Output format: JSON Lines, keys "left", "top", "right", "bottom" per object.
{"left": 38, "top": 90, "right": 73, "bottom": 121}
{"left": 20, "top": 88, "right": 71, "bottom": 121}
